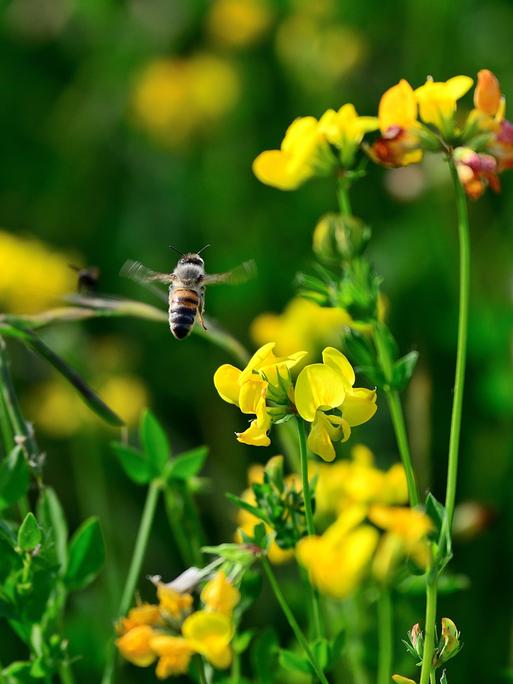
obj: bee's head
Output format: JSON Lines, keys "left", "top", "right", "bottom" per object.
{"left": 179, "top": 253, "right": 204, "bottom": 267}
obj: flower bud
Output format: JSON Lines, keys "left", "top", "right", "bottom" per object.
{"left": 408, "top": 623, "right": 424, "bottom": 658}
{"left": 313, "top": 213, "right": 371, "bottom": 264}
{"left": 474, "top": 69, "right": 502, "bottom": 116}
{"left": 392, "top": 676, "right": 417, "bottom": 684}
{"left": 264, "top": 455, "right": 285, "bottom": 490}
{"left": 434, "top": 617, "right": 461, "bottom": 666}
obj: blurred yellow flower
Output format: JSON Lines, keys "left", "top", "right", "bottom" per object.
{"left": 0, "top": 230, "right": 75, "bottom": 313}
{"left": 313, "top": 444, "right": 408, "bottom": 517}
{"left": 132, "top": 54, "right": 239, "bottom": 148}
{"left": 251, "top": 298, "right": 351, "bottom": 361}
{"left": 207, "top": 0, "right": 273, "bottom": 48}
{"left": 157, "top": 584, "right": 194, "bottom": 619}
{"left": 369, "top": 80, "right": 422, "bottom": 167}
{"left": 201, "top": 571, "right": 240, "bottom": 617}
{"left": 295, "top": 347, "right": 377, "bottom": 461}
{"left": 275, "top": 10, "right": 364, "bottom": 95}
{"left": 150, "top": 635, "right": 193, "bottom": 679}
{"left": 214, "top": 342, "right": 306, "bottom": 447}
{"left": 116, "top": 625, "right": 156, "bottom": 667}
{"left": 415, "top": 75, "right": 473, "bottom": 136}
{"left": 28, "top": 374, "right": 148, "bottom": 437}
{"left": 319, "top": 104, "right": 378, "bottom": 168}
{"left": 116, "top": 604, "right": 162, "bottom": 635}
{"left": 369, "top": 505, "right": 433, "bottom": 582}
{"left": 392, "top": 676, "right": 417, "bottom": 684}
{"left": 297, "top": 505, "right": 379, "bottom": 598}
{"left": 182, "top": 611, "right": 233, "bottom": 669}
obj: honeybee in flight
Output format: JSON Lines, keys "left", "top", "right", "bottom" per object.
{"left": 121, "top": 246, "right": 255, "bottom": 339}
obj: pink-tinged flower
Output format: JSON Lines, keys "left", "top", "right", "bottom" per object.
{"left": 454, "top": 147, "right": 500, "bottom": 199}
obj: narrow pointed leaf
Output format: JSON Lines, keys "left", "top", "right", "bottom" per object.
{"left": 0, "top": 446, "right": 29, "bottom": 510}
{"left": 166, "top": 446, "right": 208, "bottom": 482}
{"left": 112, "top": 442, "right": 152, "bottom": 484}
{"left": 65, "top": 517, "right": 105, "bottom": 591}
{"left": 18, "top": 512, "right": 41, "bottom": 551}
{"left": 140, "top": 409, "right": 170, "bottom": 475}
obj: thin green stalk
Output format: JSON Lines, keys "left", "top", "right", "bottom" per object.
{"left": 194, "top": 655, "right": 208, "bottom": 684}
{"left": 181, "top": 483, "right": 205, "bottom": 567}
{"left": 262, "top": 557, "right": 330, "bottom": 684}
{"left": 296, "top": 417, "right": 322, "bottom": 640}
{"left": 377, "top": 588, "right": 393, "bottom": 684}
{"left": 444, "top": 156, "right": 471, "bottom": 531}
{"left": 419, "top": 576, "right": 437, "bottom": 684}
{"left": 59, "top": 662, "right": 75, "bottom": 684}
{"left": 101, "top": 479, "right": 161, "bottom": 684}
{"left": 387, "top": 391, "right": 419, "bottom": 507}
{"left": 337, "top": 178, "right": 352, "bottom": 216}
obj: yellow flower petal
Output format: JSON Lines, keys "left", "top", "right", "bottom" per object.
{"left": 240, "top": 342, "right": 278, "bottom": 381}
{"left": 238, "top": 376, "right": 267, "bottom": 414}
{"left": 343, "top": 387, "right": 377, "bottom": 426}
{"left": 307, "top": 412, "right": 339, "bottom": 462}
{"left": 214, "top": 364, "right": 242, "bottom": 405}
{"left": 253, "top": 150, "right": 301, "bottom": 190}
{"left": 201, "top": 571, "right": 240, "bottom": 617}
{"left": 150, "top": 636, "right": 193, "bottom": 678}
{"left": 445, "top": 75, "right": 473, "bottom": 100}
{"left": 321, "top": 346, "right": 356, "bottom": 386}
{"left": 378, "top": 79, "right": 417, "bottom": 133}
{"left": 182, "top": 611, "right": 233, "bottom": 669}
{"left": 295, "top": 364, "right": 345, "bottom": 422}
{"left": 116, "top": 625, "right": 156, "bottom": 667}
{"left": 236, "top": 417, "right": 271, "bottom": 447}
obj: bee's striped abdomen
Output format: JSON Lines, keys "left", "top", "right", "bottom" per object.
{"left": 169, "top": 288, "right": 199, "bottom": 339}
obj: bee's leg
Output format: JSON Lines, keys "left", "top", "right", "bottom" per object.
{"left": 197, "top": 303, "right": 208, "bottom": 330}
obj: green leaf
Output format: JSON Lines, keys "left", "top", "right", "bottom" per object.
{"left": 0, "top": 446, "right": 29, "bottom": 510}
{"left": 112, "top": 442, "right": 152, "bottom": 484}
{"left": 392, "top": 351, "right": 419, "bottom": 390}
{"left": 278, "top": 649, "right": 312, "bottom": 674}
{"left": 166, "top": 446, "right": 208, "bottom": 481}
{"left": 440, "top": 671, "right": 448, "bottom": 684}
{"left": 37, "top": 487, "right": 68, "bottom": 568}
{"left": 233, "top": 630, "right": 255, "bottom": 654}
{"left": 18, "top": 512, "right": 41, "bottom": 551}
{"left": 65, "top": 517, "right": 105, "bottom": 591}
{"left": 226, "top": 493, "right": 268, "bottom": 522}
{"left": 251, "top": 628, "right": 278, "bottom": 684}
{"left": 2, "top": 661, "right": 34, "bottom": 683}
{"left": 312, "top": 638, "right": 331, "bottom": 671}
{"left": 140, "top": 409, "right": 170, "bottom": 475}
{"left": 329, "top": 629, "right": 346, "bottom": 666}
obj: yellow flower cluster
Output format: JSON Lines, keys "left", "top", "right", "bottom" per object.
{"left": 234, "top": 461, "right": 300, "bottom": 564}
{"left": 214, "top": 343, "right": 376, "bottom": 460}
{"left": 253, "top": 69, "right": 513, "bottom": 199}
{"left": 132, "top": 54, "right": 239, "bottom": 148}
{"left": 116, "top": 572, "right": 240, "bottom": 678}
{"left": 297, "top": 448, "right": 433, "bottom": 595}
{"left": 0, "top": 230, "right": 76, "bottom": 313}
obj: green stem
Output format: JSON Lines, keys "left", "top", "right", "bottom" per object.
{"left": 262, "top": 558, "right": 330, "bottom": 684}
{"left": 59, "top": 662, "right": 75, "bottom": 684}
{"left": 419, "top": 576, "right": 437, "bottom": 684}
{"left": 373, "top": 328, "right": 419, "bottom": 507}
{"left": 444, "top": 156, "right": 471, "bottom": 531}
{"left": 195, "top": 655, "right": 208, "bottom": 684}
{"left": 377, "top": 588, "right": 393, "bottom": 684}
{"left": 164, "top": 485, "right": 195, "bottom": 567}
{"left": 101, "top": 479, "right": 161, "bottom": 684}
{"left": 337, "top": 178, "right": 352, "bottom": 215}
{"left": 296, "top": 417, "right": 322, "bottom": 640}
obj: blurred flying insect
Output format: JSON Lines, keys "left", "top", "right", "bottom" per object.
{"left": 69, "top": 264, "right": 101, "bottom": 294}
{"left": 121, "top": 246, "right": 255, "bottom": 339}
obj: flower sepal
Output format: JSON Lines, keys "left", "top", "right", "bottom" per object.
{"left": 313, "top": 213, "right": 372, "bottom": 265}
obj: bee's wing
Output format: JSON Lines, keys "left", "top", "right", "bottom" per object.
{"left": 120, "top": 260, "right": 174, "bottom": 303}
{"left": 202, "top": 259, "right": 256, "bottom": 286}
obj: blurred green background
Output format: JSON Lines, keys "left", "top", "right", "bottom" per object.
{"left": 1, "top": 0, "right": 513, "bottom": 681}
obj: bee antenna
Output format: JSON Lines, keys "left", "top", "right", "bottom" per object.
{"left": 169, "top": 245, "right": 184, "bottom": 256}
{"left": 197, "top": 243, "right": 211, "bottom": 255}
{"left": 68, "top": 263, "right": 81, "bottom": 272}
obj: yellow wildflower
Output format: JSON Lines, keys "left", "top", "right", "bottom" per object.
{"left": 369, "top": 80, "right": 422, "bottom": 166}
{"left": 132, "top": 54, "right": 239, "bottom": 148}
{"left": 150, "top": 635, "right": 194, "bottom": 679}
{"left": 251, "top": 298, "right": 352, "bottom": 361}
{"left": 253, "top": 117, "right": 335, "bottom": 190}
{"left": 392, "top": 676, "right": 417, "bottom": 684}
{"left": 318, "top": 104, "right": 378, "bottom": 167}
{"left": 313, "top": 444, "right": 408, "bottom": 517}
{"left": 0, "top": 230, "right": 75, "bottom": 313}
{"left": 157, "top": 584, "right": 194, "bottom": 619}
{"left": 297, "top": 505, "right": 379, "bottom": 598}
{"left": 214, "top": 342, "right": 306, "bottom": 447}
{"left": 201, "top": 571, "right": 240, "bottom": 617}
{"left": 116, "top": 604, "right": 162, "bottom": 635}
{"left": 295, "top": 347, "right": 377, "bottom": 461}
{"left": 182, "top": 611, "right": 233, "bottom": 669}
{"left": 369, "top": 505, "right": 433, "bottom": 582}
{"left": 116, "top": 625, "right": 156, "bottom": 667}
{"left": 415, "top": 75, "right": 473, "bottom": 136}
{"left": 207, "top": 0, "right": 273, "bottom": 48}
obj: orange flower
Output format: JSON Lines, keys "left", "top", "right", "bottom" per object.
{"left": 474, "top": 69, "right": 503, "bottom": 117}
